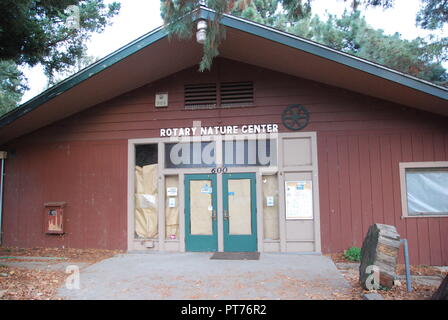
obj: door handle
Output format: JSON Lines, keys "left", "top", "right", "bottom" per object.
{"left": 224, "top": 209, "right": 229, "bottom": 220}
{"left": 212, "top": 209, "right": 217, "bottom": 220}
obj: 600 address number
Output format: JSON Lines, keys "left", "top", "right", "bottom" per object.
{"left": 211, "top": 167, "right": 228, "bottom": 174}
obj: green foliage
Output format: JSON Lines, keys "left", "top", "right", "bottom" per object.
{"left": 416, "top": 0, "right": 448, "bottom": 30}
{"left": 160, "top": 0, "right": 315, "bottom": 71}
{"left": 0, "top": 0, "right": 120, "bottom": 78}
{"left": 344, "top": 246, "right": 362, "bottom": 262}
{"left": 287, "top": 10, "right": 447, "bottom": 87}
{"left": 160, "top": 1, "right": 447, "bottom": 88}
{"left": 161, "top": 0, "right": 229, "bottom": 71}
{"left": 0, "top": 61, "right": 28, "bottom": 115}
{"left": 0, "top": 0, "right": 120, "bottom": 115}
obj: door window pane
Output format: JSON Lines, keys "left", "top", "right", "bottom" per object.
{"left": 190, "top": 180, "right": 213, "bottom": 235}
{"left": 228, "top": 179, "right": 252, "bottom": 235}
{"left": 406, "top": 168, "right": 448, "bottom": 215}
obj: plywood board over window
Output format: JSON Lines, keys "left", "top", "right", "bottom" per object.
{"left": 190, "top": 180, "right": 213, "bottom": 235}
{"left": 262, "top": 175, "right": 279, "bottom": 240}
{"left": 228, "top": 179, "right": 252, "bottom": 235}
{"left": 135, "top": 164, "right": 158, "bottom": 238}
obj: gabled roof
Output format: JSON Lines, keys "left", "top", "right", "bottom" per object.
{"left": 1, "top": 6, "right": 447, "bottom": 144}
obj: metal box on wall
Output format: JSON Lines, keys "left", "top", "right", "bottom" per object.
{"left": 44, "top": 202, "right": 66, "bottom": 234}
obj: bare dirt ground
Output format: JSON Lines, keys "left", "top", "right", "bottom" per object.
{"left": 0, "top": 247, "right": 122, "bottom": 300}
{"left": 328, "top": 252, "right": 448, "bottom": 300}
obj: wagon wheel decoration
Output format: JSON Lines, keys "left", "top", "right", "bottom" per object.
{"left": 281, "top": 104, "right": 310, "bottom": 131}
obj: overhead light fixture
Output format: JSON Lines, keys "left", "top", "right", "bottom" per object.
{"left": 196, "top": 19, "right": 207, "bottom": 44}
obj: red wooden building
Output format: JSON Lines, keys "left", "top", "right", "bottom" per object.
{"left": 0, "top": 7, "right": 447, "bottom": 265}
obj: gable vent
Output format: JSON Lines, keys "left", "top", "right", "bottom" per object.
{"left": 184, "top": 83, "right": 217, "bottom": 109}
{"left": 220, "top": 81, "right": 254, "bottom": 107}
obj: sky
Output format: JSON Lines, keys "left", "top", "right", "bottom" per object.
{"left": 20, "top": 0, "right": 447, "bottom": 103}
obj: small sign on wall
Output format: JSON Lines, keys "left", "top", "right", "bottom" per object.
{"left": 285, "top": 180, "right": 313, "bottom": 219}
{"left": 168, "top": 197, "right": 176, "bottom": 208}
{"left": 155, "top": 92, "right": 168, "bottom": 107}
{"left": 166, "top": 187, "right": 177, "bottom": 196}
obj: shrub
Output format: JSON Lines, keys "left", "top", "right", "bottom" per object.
{"left": 344, "top": 246, "right": 361, "bottom": 262}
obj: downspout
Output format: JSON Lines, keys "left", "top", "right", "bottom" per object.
{"left": 0, "top": 151, "right": 6, "bottom": 245}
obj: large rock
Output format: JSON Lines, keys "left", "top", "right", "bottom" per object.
{"left": 432, "top": 275, "right": 448, "bottom": 300}
{"left": 359, "top": 224, "right": 401, "bottom": 290}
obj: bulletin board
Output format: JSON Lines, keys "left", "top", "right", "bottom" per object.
{"left": 285, "top": 180, "right": 313, "bottom": 219}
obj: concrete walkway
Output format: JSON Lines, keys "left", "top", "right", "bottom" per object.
{"left": 0, "top": 258, "right": 89, "bottom": 272}
{"left": 57, "top": 252, "right": 351, "bottom": 300}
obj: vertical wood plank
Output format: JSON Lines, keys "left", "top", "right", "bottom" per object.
{"left": 401, "top": 134, "right": 419, "bottom": 264}
{"left": 327, "top": 135, "right": 342, "bottom": 252}
{"left": 412, "top": 134, "right": 431, "bottom": 265}
{"left": 389, "top": 135, "right": 405, "bottom": 262}
{"left": 348, "top": 135, "right": 363, "bottom": 246}
{"left": 379, "top": 135, "right": 395, "bottom": 226}
{"left": 416, "top": 218, "right": 431, "bottom": 265}
{"left": 433, "top": 133, "right": 446, "bottom": 161}
{"left": 369, "top": 135, "right": 384, "bottom": 224}
{"left": 358, "top": 135, "right": 373, "bottom": 238}
{"left": 317, "top": 134, "right": 331, "bottom": 253}
{"left": 440, "top": 219, "right": 448, "bottom": 265}
{"left": 428, "top": 219, "right": 442, "bottom": 266}
{"left": 337, "top": 135, "right": 353, "bottom": 249}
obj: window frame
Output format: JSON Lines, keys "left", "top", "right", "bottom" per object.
{"left": 399, "top": 161, "right": 448, "bottom": 218}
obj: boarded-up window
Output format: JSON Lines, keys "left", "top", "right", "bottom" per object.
{"left": 165, "top": 175, "right": 179, "bottom": 240}
{"left": 263, "top": 175, "right": 279, "bottom": 240}
{"left": 135, "top": 164, "right": 158, "bottom": 239}
{"left": 189, "top": 180, "right": 213, "bottom": 235}
{"left": 228, "top": 179, "right": 252, "bottom": 235}
{"left": 135, "top": 144, "right": 158, "bottom": 239}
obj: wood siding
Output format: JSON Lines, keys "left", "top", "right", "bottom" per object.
{"left": 2, "top": 58, "right": 447, "bottom": 264}
{"left": 318, "top": 132, "right": 448, "bottom": 266}
{"left": 2, "top": 140, "right": 128, "bottom": 249}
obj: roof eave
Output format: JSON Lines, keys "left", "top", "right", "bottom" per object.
{"left": 198, "top": 7, "right": 447, "bottom": 101}
{"left": 0, "top": 6, "right": 446, "bottom": 138}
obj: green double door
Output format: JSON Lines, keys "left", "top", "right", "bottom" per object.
{"left": 185, "top": 173, "right": 257, "bottom": 252}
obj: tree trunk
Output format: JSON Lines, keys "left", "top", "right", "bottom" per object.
{"left": 432, "top": 275, "right": 448, "bottom": 300}
{"left": 359, "top": 224, "right": 401, "bottom": 290}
